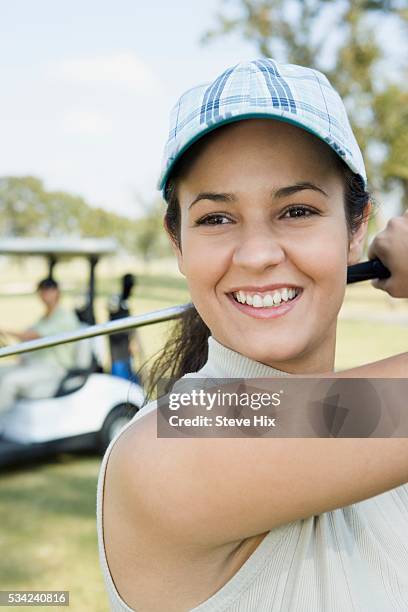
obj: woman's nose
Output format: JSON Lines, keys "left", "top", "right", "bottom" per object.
{"left": 231, "top": 228, "right": 286, "bottom": 271}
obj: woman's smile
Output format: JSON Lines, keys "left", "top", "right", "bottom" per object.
{"left": 226, "top": 287, "right": 304, "bottom": 319}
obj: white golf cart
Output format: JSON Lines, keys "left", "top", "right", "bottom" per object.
{"left": 0, "top": 238, "right": 145, "bottom": 468}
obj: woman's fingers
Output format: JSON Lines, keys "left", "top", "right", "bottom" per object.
{"left": 367, "top": 212, "right": 408, "bottom": 298}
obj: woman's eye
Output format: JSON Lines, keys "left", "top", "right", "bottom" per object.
{"left": 282, "top": 205, "right": 317, "bottom": 219}
{"left": 195, "top": 213, "right": 231, "bottom": 226}
{"left": 195, "top": 207, "right": 317, "bottom": 226}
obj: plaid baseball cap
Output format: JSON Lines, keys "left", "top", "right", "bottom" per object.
{"left": 158, "top": 58, "right": 367, "bottom": 196}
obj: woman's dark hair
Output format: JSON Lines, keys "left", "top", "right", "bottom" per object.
{"left": 140, "top": 125, "right": 376, "bottom": 404}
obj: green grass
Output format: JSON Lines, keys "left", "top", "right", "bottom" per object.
{"left": 335, "top": 318, "right": 408, "bottom": 370}
{"left": 0, "top": 454, "right": 108, "bottom": 612}
{"left": 1, "top": 260, "right": 408, "bottom": 610}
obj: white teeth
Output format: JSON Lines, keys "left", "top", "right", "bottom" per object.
{"left": 272, "top": 291, "right": 282, "bottom": 305}
{"left": 281, "top": 288, "right": 289, "bottom": 302}
{"left": 232, "top": 287, "right": 301, "bottom": 308}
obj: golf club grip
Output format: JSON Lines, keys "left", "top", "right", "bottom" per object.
{"left": 347, "top": 257, "right": 391, "bottom": 284}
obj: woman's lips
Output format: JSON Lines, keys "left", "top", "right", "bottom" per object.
{"left": 226, "top": 290, "right": 303, "bottom": 319}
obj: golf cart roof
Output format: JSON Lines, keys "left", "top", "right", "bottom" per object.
{"left": 0, "top": 237, "right": 118, "bottom": 259}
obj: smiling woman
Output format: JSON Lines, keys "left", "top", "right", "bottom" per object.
{"left": 96, "top": 59, "right": 408, "bottom": 612}
{"left": 156, "top": 117, "right": 371, "bottom": 377}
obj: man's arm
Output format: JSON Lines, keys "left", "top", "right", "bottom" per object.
{"left": 0, "top": 328, "right": 40, "bottom": 342}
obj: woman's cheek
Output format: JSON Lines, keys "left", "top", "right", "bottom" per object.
{"left": 311, "top": 242, "right": 348, "bottom": 309}
{"left": 291, "top": 229, "right": 347, "bottom": 303}
{"left": 182, "top": 248, "right": 217, "bottom": 303}
{"left": 183, "top": 232, "right": 227, "bottom": 282}
{"left": 298, "top": 224, "right": 347, "bottom": 273}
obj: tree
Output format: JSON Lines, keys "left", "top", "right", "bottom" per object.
{"left": 135, "top": 198, "right": 172, "bottom": 262}
{"left": 371, "top": 83, "right": 408, "bottom": 207}
{"left": 0, "top": 176, "right": 173, "bottom": 260}
{"left": 0, "top": 176, "right": 47, "bottom": 236}
{"left": 202, "top": 0, "right": 408, "bottom": 212}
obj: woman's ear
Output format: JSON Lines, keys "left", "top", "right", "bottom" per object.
{"left": 163, "top": 216, "right": 185, "bottom": 276}
{"left": 347, "top": 201, "right": 372, "bottom": 266}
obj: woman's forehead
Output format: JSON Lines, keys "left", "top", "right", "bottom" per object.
{"left": 181, "top": 119, "right": 339, "bottom": 178}
{"left": 180, "top": 125, "right": 339, "bottom": 190}
{"left": 203, "top": 119, "right": 333, "bottom": 157}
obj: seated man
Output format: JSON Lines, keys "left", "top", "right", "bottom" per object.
{"left": 0, "top": 277, "right": 82, "bottom": 415}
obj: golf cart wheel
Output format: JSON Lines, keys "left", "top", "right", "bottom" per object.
{"left": 99, "top": 403, "right": 139, "bottom": 452}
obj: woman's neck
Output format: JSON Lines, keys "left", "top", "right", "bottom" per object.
{"left": 197, "top": 336, "right": 294, "bottom": 379}
{"left": 197, "top": 335, "right": 336, "bottom": 378}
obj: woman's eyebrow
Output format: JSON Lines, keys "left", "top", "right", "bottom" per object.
{"left": 188, "top": 182, "right": 328, "bottom": 210}
{"left": 188, "top": 192, "right": 236, "bottom": 210}
{"left": 273, "top": 182, "right": 328, "bottom": 199}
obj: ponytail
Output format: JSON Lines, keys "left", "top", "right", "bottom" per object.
{"left": 140, "top": 304, "right": 210, "bottom": 405}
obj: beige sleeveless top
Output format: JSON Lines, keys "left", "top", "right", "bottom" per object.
{"left": 96, "top": 336, "right": 408, "bottom": 611}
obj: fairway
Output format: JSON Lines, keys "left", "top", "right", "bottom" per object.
{"left": 1, "top": 261, "right": 408, "bottom": 611}
{"left": 0, "top": 455, "right": 107, "bottom": 612}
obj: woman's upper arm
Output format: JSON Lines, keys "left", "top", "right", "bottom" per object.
{"left": 110, "top": 353, "right": 408, "bottom": 549}
{"left": 113, "top": 395, "right": 408, "bottom": 551}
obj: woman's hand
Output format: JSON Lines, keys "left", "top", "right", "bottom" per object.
{"left": 368, "top": 210, "right": 408, "bottom": 298}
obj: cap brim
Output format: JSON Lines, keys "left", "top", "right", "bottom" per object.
{"left": 158, "top": 111, "right": 365, "bottom": 194}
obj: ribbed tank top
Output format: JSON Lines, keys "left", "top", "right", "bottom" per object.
{"left": 96, "top": 335, "right": 408, "bottom": 611}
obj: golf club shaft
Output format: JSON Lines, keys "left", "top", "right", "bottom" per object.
{"left": 0, "top": 302, "right": 193, "bottom": 359}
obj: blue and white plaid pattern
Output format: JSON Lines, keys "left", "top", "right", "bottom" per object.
{"left": 158, "top": 59, "right": 367, "bottom": 194}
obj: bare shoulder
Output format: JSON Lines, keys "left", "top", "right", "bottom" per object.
{"left": 102, "top": 406, "right": 217, "bottom": 561}
{"left": 102, "top": 408, "right": 248, "bottom": 611}
{"left": 103, "top": 405, "right": 213, "bottom": 543}
{"left": 103, "top": 406, "right": 160, "bottom": 537}
{"left": 102, "top": 410, "right": 177, "bottom": 607}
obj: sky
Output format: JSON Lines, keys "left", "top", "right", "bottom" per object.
{"left": 0, "top": 1, "right": 405, "bottom": 219}
{"left": 0, "top": 0, "right": 256, "bottom": 218}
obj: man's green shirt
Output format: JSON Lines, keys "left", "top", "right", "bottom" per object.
{"left": 28, "top": 306, "right": 82, "bottom": 369}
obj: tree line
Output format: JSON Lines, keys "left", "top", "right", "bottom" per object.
{"left": 0, "top": 176, "right": 172, "bottom": 261}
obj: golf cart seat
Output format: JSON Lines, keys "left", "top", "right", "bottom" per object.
{"left": 54, "top": 335, "right": 99, "bottom": 398}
